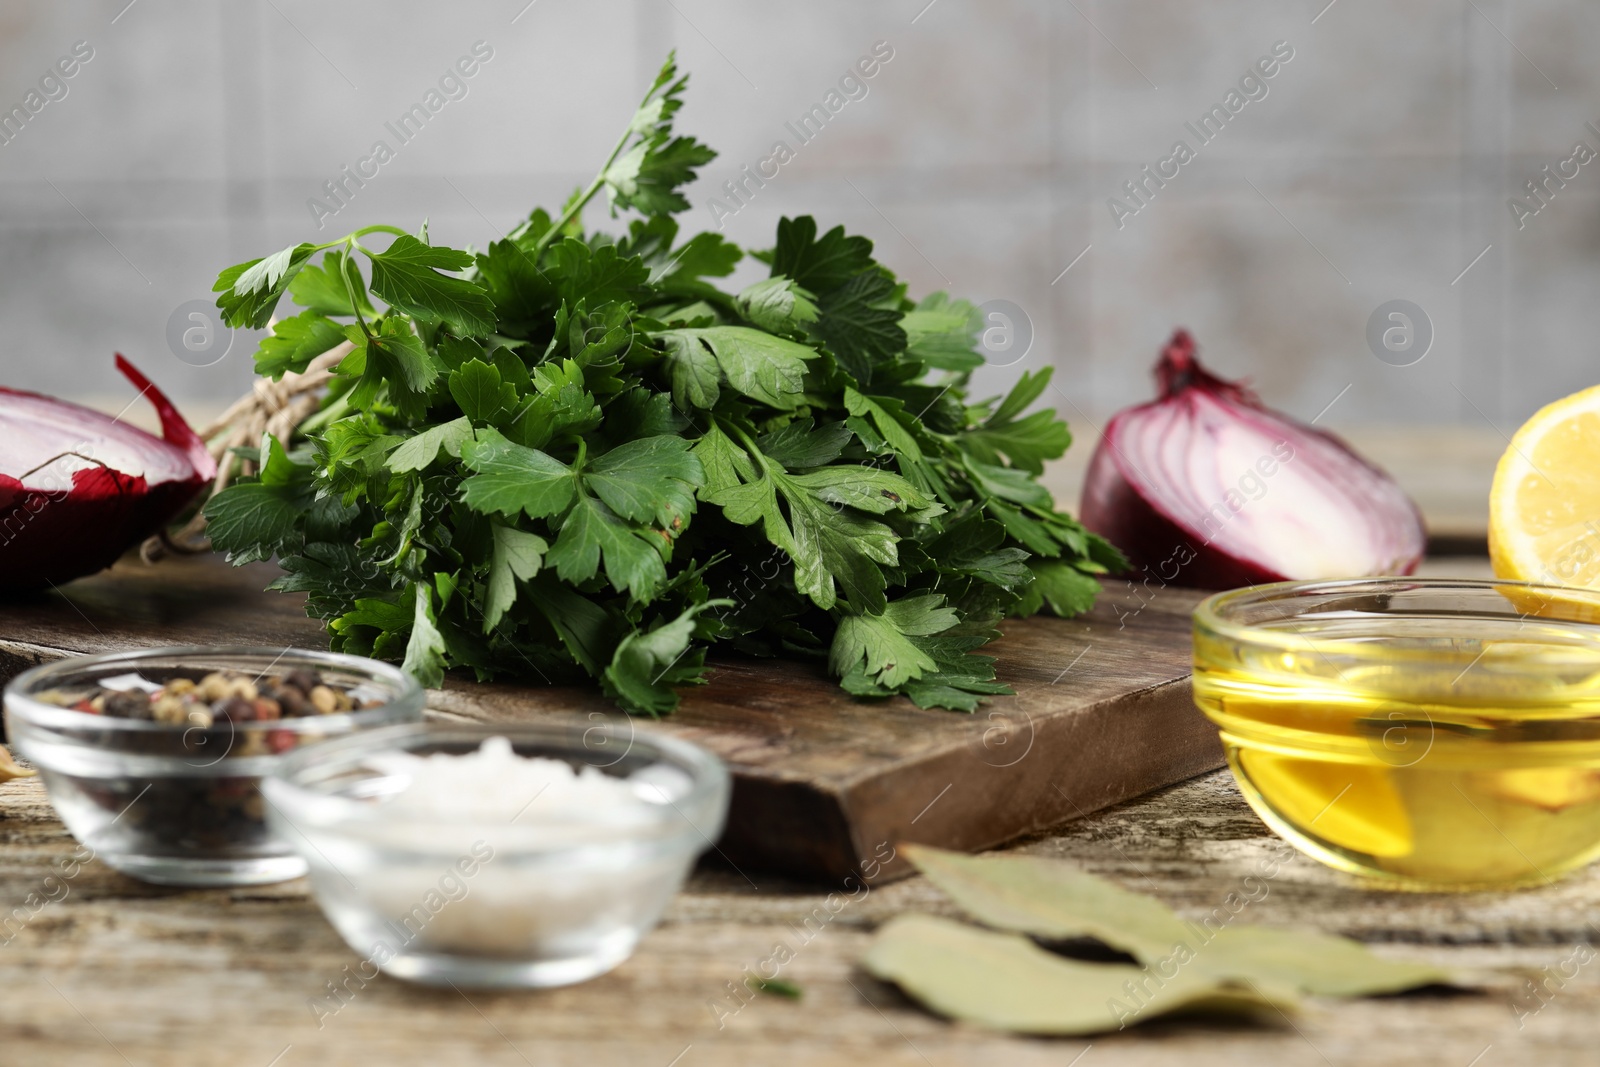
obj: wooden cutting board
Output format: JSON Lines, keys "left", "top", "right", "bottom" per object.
{"left": 0, "top": 555, "right": 1220, "bottom": 886}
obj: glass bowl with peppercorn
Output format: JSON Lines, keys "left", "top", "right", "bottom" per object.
{"left": 4, "top": 647, "right": 423, "bottom": 886}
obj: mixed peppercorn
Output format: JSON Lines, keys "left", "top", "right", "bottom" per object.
{"left": 40, "top": 668, "right": 372, "bottom": 734}
{"left": 33, "top": 668, "right": 385, "bottom": 856}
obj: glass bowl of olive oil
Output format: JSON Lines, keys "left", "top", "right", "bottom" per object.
{"left": 1193, "top": 578, "right": 1600, "bottom": 890}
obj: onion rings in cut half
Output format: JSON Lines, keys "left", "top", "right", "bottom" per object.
{"left": 1080, "top": 330, "right": 1425, "bottom": 590}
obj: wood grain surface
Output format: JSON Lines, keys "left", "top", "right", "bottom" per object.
{"left": 0, "top": 554, "right": 1221, "bottom": 883}
{"left": 2, "top": 555, "right": 1578, "bottom": 1065}
{"left": 0, "top": 766, "right": 1590, "bottom": 1066}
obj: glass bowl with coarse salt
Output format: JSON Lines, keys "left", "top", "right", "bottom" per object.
{"left": 261, "top": 720, "right": 730, "bottom": 988}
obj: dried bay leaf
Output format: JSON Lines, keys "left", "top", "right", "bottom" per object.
{"left": 903, "top": 844, "right": 1460, "bottom": 997}
{"left": 863, "top": 914, "right": 1294, "bottom": 1036}
{"left": 903, "top": 843, "right": 1188, "bottom": 959}
{"left": 1202, "top": 925, "right": 1454, "bottom": 997}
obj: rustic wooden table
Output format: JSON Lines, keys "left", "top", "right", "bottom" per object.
{"left": 1, "top": 439, "right": 1591, "bottom": 1065}
{"left": 4, "top": 758, "right": 1593, "bottom": 1066}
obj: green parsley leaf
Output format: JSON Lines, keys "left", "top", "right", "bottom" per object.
{"left": 690, "top": 423, "right": 756, "bottom": 493}
{"left": 584, "top": 436, "right": 702, "bottom": 528}
{"left": 203, "top": 482, "right": 304, "bottom": 558}
{"left": 366, "top": 234, "right": 496, "bottom": 335}
{"left": 754, "top": 978, "right": 803, "bottom": 1000}
{"left": 965, "top": 459, "right": 1055, "bottom": 509}
{"left": 204, "top": 434, "right": 312, "bottom": 560}
{"left": 829, "top": 595, "right": 960, "bottom": 688}
{"left": 256, "top": 310, "right": 348, "bottom": 379}
{"left": 735, "top": 276, "right": 818, "bottom": 334}
{"left": 474, "top": 238, "right": 555, "bottom": 337}
{"left": 546, "top": 239, "right": 650, "bottom": 308}
{"left": 484, "top": 523, "right": 548, "bottom": 631}
{"left": 401, "top": 583, "right": 448, "bottom": 687}
{"left": 202, "top": 54, "right": 1115, "bottom": 714}
{"left": 788, "top": 466, "right": 940, "bottom": 518}
{"left": 609, "top": 134, "right": 717, "bottom": 216}
{"left": 459, "top": 428, "right": 577, "bottom": 521}
{"left": 257, "top": 433, "right": 310, "bottom": 488}
{"left": 901, "top": 293, "right": 984, "bottom": 372}
{"left": 755, "top": 419, "right": 850, "bottom": 469}
{"left": 387, "top": 416, "right": 474, "bottom": 474}
{"left": 771, "top": 216, "right": 874, "bottom": 293}
{"left": 1018, "top": 559, "right": 1101, "bottom": 617}
{"left": 594, "top": 53, "right": 718, "bottom": 218}
{"left": 652, "top": 326, "right": 818, "bottom": 409}
{"left": 844, "top": 388, "right": 926, "bottom": 462}
{"left": 601, "top": 601, "right": 726, "bottom": 715}
{"left": 707, "top": 459, "right": 900, "bottom": 613}
{"left": 289, "top": 249, "right": 374, "bottom": 318}
{"left": 345, "top": 317, "right": 440, "bottom": 418}
{"left": 963, "top": 369, "right": 1071, "bottom": 475}
{"left": 449, "top": 359, "right": 518, "bottom": 422}
{"left": 659, "top": 230, "right": 742, "bottom": 282}
{"left": 215, "top": 242, "right": 317, "bottom": 329}
{"left": 658, "top": 329, "right": 723, "bottom": 410}
{"left": 546, "top": 493, "right": 667, "bottom": 599}
{"left": 331, "top": 595, "right": 413, "bottom": 634}
{"left": 811, "top": 268, "right": 906, "bottom": 384}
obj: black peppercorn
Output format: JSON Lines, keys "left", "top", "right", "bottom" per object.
{"left": 214, "top": 697, "right": 257, "bottom": 723}
{"left": 283, "top": 668, "right": 323, "bottom": 696}
{"left": 103, "top": 690, "right": 153, "bottom": 720}
{"left": 269, "top": 685, "right": 308, "bottom": 717}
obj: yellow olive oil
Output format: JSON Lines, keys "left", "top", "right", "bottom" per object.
{"left": 1193, "top": 610, "right": 1600, "bottom": 889}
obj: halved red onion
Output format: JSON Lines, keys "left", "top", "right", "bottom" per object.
{"left": 1080, "top": 330, "right": 1425, "bottom": 590}
{"left": 0, "top": 355, "right": 215, "bottom": 590}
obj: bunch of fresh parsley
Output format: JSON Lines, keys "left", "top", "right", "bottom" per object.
{"left": 204, "top": 54, "right": 1123, "bottom": 715}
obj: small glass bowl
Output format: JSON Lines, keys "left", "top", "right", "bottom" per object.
{"left": 1193, "top": 578, "right": 1600, "bottom": 890}
{"left": 261, "top": 720, "right": 731, "bottom": 989}
{"left": 4, "top": 647, "right": 422, "bottom": 887}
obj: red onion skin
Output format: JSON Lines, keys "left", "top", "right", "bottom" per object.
{"left": 112, "top": 354, "right": 213, "bottom": 475}
{"left": 0, "top": 356, "right": 214, "bottom": 591}
{"left": 1079, "top": 330, "right": 1425, "bottom": 591}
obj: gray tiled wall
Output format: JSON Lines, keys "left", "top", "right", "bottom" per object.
{"left": 0, "top": 0, "right": 1594, "bottom": 434}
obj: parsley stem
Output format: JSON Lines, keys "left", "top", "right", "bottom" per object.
{"left": 298, "top": 389, "right": 350, "bottom": 435}
{"left": 528, "top": 64, "right": 666, "bottom": 262}
{"left": 303, "top": 223, "right": 406, "bottom": 257}
{"left": 340, "top": 238, "right": 376, "bottom": 342}
{"left": 351, "top": 224, "right": 411, "bottom": 241}
{"left": 530, "top": 130, "right": 630, "bottom": 263}
{"left": 724, "top": 421, "right": 772, "bottom": 474}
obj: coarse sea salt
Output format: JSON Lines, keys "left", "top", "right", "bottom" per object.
{"left": 368, "top": 736, "right": 690, "bottom": 828}
{"left": 320, "top": 736, "right": 704, "bottom": 965}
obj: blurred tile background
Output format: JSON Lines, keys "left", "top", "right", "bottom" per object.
{"left": 0, "top": 0, "right": 1594, "bottom": 448}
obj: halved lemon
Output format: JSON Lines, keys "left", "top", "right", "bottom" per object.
{"left": 1489, "top": 384, "right": 1600, "bottom": 598}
